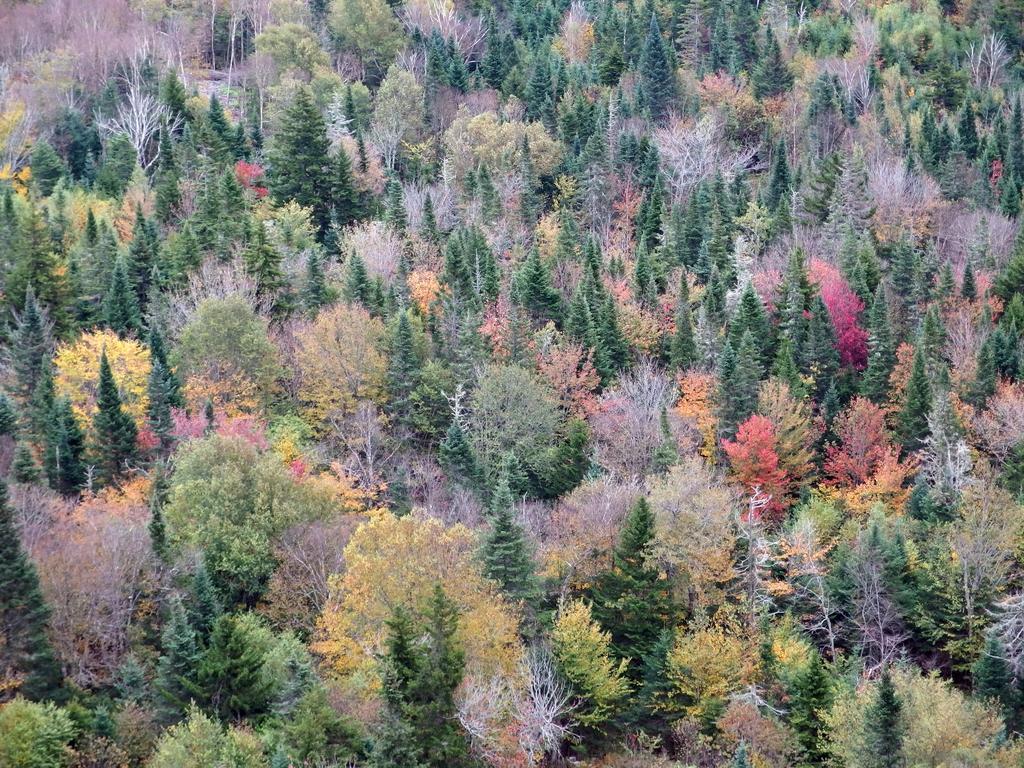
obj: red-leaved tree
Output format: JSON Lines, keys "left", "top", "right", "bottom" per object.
{"left": 723, "top": 414, "right": 790, "bottom": 522}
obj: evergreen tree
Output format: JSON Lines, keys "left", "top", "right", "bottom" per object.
{"left": 243, "top": 221, "right": 287, "bottom": 312}
{"left": 149, "top": 461, "right": 170, "bottom": 561}
{"left": 343, "top": 252, "right": 372, "bottom": 306}
{"left": 371, "top": 588, "right": 471, "bottom": 768}
{"left": 898, "top": 346, "right": 932, "bottom": 452}
{"left": 332, "top": 147, "right": 359, "bottom": 229}
{"left": 590, "top": 498, "right": 673, "bottom": 679}
{"left": 0, "top": 393, "right": 17, "bottom": 437}
{"left": 515, "top": 248, "right": 563, "bottom": 325}
{"left": 92, "top": 350, "right": 139, "bottom": 485}
{"left": 302, "top": 251, "right": 330, "bottom": 314}
{"left": 104, "top": 256, "right": 142, "bottom": 337}
{"left": 386, "top": 311, "right": 422, "bottom": 434}
{"left": 862, "top": 284, "right": 896, "bottom": 403}
{"left": 439, "top": 419, "right": 480, "bottom": 490}
{"left": 719, "top": 331, "right": 763, "bottom": 436}
{"left": 670, "top": 274, "right": 697, "bottom": 369}
{"left": 732, "top": 743, "right": 752, "bottom": 768}
{"left": 973, "top": 631, "right": 1016, "bottom": 726}
{"left": 481, "top": 462, "right": 540, "bottom": 610}
{"left": 188, "top": 563, "right": 223, "bottom": 645}
{"left": 156, "top": 597, "right": 201, "bottom": 717}
{"left": 154, "top": 125, "right": 181, "bottom": 224}
{"left": 9, "top": 286, "right": 52, "bottom": 406}
{"left": 147, "top": 359, "right": 176, "bottom": 454}
{"left": 11, "top": 442, "right": 41, "bottom": 484}
{"left": 764, "top": 139, "right": 792, "bottom": 212}
{"left": 197, "top": 613, "right": 272, "bottom": 721}
{"left": 865, "top": 669, "right": 904, "bottom": 768}
{"left": 43, "top": 397, "right": 86, "bottom": 495}
{"left": 0, "top": 479, "right": 64, "bottom": 701}
{"left": 752, "top": 27, "right": 793, "bottom": 99}
{"left": 30, "top": 140, "right": 65, "bottom": 197}
{"left": 639, "top": 13, "right": 675, "bottom": 119}
{"left": 269, "top": 87, "right": 334, "bottom": 238}
{"left": 788, "top": 652, "right": 833, "bottom": 767}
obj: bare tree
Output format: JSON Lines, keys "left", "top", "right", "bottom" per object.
{"left": 655, "top": 113, "right": 758, "bottom": 204}
{"left": 780, "top": 515, "right": 839, "bottom": 657}
{"left": 513, "top": 647, "right": 576, "bottom": 764}
{"left": 848, "top": 527, "right": 907, "bottom": 676}
{"left": 967, "top": 33, "right": 1010, "bottom": 90}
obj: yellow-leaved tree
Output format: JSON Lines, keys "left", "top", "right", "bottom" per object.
{"left": 315, "top": 512, "right": 522, "bottom": 698}
{"left": 293, "top": 302, "right": 387, "bottom": 428}
{"left": 54, "top": 329, "right": 151, "bottom": 423}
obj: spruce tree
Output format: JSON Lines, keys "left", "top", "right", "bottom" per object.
{"left": 439, "top": 419, "right": 480, "bottom": 490}
{"left": 0, "top": 393, "right": 16, "bottom": 437}
{"left": 11, "top": 442, "right": 41, "bottom": 484}
{"left": 302, "top": 251, "right": 330, "bottom": 314}
{"left": 973, "top": 631, "right": 1016, "bottom": 726}
{"left": 788, "top": 652, "right": 833, "bottom": 767}
{"left": 639, "top": 13, "right": 675, "bottom": 119}
{"left": 188, "top": 563, "right": 223, "bottom": 645}
{"left": 149, "top": 461, "right": 170, "bottom": 561}
{"left": 104, "top": 256, "right": 142, "bottom": 337}
{"left": 670, "top": 274, "right": 697, "bottom": 369}
{"left": 481, "top": 462, "right": 539, "bottom": 610}
{"left": 752, "top": 27, "right": 794, "bottom": 99}
{"left": 898, "top": 346, "right": 932, "bottom": 452}
{"left": 0, "top": 479, "right": 64, "bottom": 701}
{"left": 10, "top": 286, "right": 52, "bottom": 407}
{"left": 92, "top": 350, "right": 139, "bottom": 485}
{"left": 197, "top": 613, "right": 272, "bottom": 721}
{"left": 42, "top": 397, "right": 85, "bottom": 495}
{"left": 154, "top": 125, "right": 180, "bottom": 224}
{"left": 269, "top": 87, "right": 333, "bottom": 238}
{"left": 590, "top": 498, "right": 673, "bottom": 679}
{"left": 332, "top": 147, "right": 359, "bottom": 229}
{"left": 865, "top": 669, "right": 904, "bottom": 768}
{"left": 515, "top": 248, "right": 563, "bottom": 325}
{"left": 147, "top": 359, "right": 176, "bottom": 455}
{"left": 243, "top": 221, "right": 287, "bottom": 312}
{"left": 156, "top": 597, "right": 201, "bottom": 718}
{"left": 386, "top": 311, "right": 422, "bottom": 434}
{"left": 862, "top": 284, "right": 896, "bottom": 403}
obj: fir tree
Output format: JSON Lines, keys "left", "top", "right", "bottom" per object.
{"left": 670, "top": 274, "right": 697, "bottom": 369}
{"left": 865, "top": 669, "right": 904, "bottom": 768}
{"left": 788, "top": 652, "right": 833, "bottom": 767}
{"left": 898, "top": 346, "right": 932, "bottom": 452}
{"left": 197, "top": 613, "right": 272, "bottom": 721}
{"left": 515, "top": 248, "right": 563, "bottom": 325}
{"left": 92, "top": 350, "right": 139, "bottom": 485}
{"left": 639, "top": 13, "right": 675, "bottom": 119}
{"left": 11, "top": 442, "right": 41, "bottom": 484}
{"left": 9, "top": 286, "right": 52, "bottom": 407}
{"left": 481, "top": 462, "right": 540, "bottom": 610}
{"left": 154, "top": 125, "right": 181, "bottom": 224}
{"left": 0, "top": 479, "right": 64, "bottom": 701}
{"left": 862, "top": 284, "right": 896, "bottom": 403}
{"left": 156, "top": 597, "right": 201, "bottom": 718}
{"left": 0, "top": 393, "right": 16, "bottom": 437}
{"left": 386, "top": 311, "right": 422, "bottom": 434}
{"left": 590, "top": 498, "right": 673, "bottom": 679}
{"left": 269, "top": 87, "right": 334, "bottom": 238}
{"left": 42, "top": 397, "right": 85, "bottom": 495}
{"left": 752, "top": 27, "right": 793, "bottom": 99}
{"left": 104, "top": 256, "right": 142, "bottom": 337}
{"left": 303, "top": 251, "right": 330, "bottom": 314}
{"left": 332, "top": 147, "right": 359, "bottom": 229}
{"left": 188, "top": 563, "right": 223, "bottom": 645}
{"left": 243, "top": 221, "right": 287, "bottom": 312}
{"left": 439, "top": 419, "right": 480, "bottom": 490}
{"left": 149, "top": 461, "right": 170, "bottom": 561}
{"left": 147, "top": 359, "right": 176, "bottom": 454}
{"left": 973, "top": 631, "right": 1016, "bottom": 727}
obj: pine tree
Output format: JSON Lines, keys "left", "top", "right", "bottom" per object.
{"left": 92, "top": 350, "right": 139, "bottom": 485}
{"left": 156, "top": 597, "right": 201, "bottom": 717}
{"left": 639, "top": 13, "right": 675, "bottom": 119}
{"left": 752, "top": 27, "right": 793, "bottom": 99}
{"left": 788, "top": 652, "right": 833, "bottom": 767}
{"left": 197, "top": 613, "right": 272, "bottom": 721}
{"left": 269, "top": 87, "right": 333, "bottom": 238}
{"left": 104, "top": 256, "right": 142, "bottom": 337}
{"left": 0, "top": 479, "right": 64, "bottom": 701}
{"left": 42, "top": 397, "right": 85, "bottom": 495}
{"left": 482, "top": 463, "right": 539, "bottom": 611}
{"left": 865, "top": 669, "right": 904, "bottom": 768}
{"left": 898, "top": 346, "right": 932, "bottom": 452}
{"left": 590, "top": 498, "right": 673, "bottom": 678}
